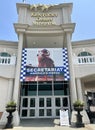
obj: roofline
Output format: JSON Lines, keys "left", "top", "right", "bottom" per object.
{"left": 16, "top": 2, "right": 73, "bottom": 14}
{"left": 0, "top": 40, "right": 18, "bottom": 48}
{"left": 72, "top": 39, "right": 95, "bottom": 47}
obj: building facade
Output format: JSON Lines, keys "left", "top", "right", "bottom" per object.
{"left": 0, "top": 2, "right": 95, "bottom": 126}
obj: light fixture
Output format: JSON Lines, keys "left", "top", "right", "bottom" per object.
{"left": 33, "top": 41, "right": 37, "bottom": 45}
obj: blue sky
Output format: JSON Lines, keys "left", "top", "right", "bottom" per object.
{"left": 0, "top": 0, "right": 95, "bottom": 41}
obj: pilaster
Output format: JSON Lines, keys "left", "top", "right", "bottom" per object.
{"left": 13, "top": 33, "right": 23, "bottom": 103}
{"left": 7, "top": 79, "right": 13, "bottom": 102}
{"left": 66, "top": 31, "right": 77, "bottom": 105}
{"left": 76, "top": 78, "right": 83, "bottom": 101}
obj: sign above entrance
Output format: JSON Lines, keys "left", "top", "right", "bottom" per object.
{"left": 30, "top": 5, "right": 58, "bottom": 26}
{"left": 20, "top": 48, "right": 70, "bottom": 82}
{"left": 31, "top": 12, "right": 57, "bottom": 26}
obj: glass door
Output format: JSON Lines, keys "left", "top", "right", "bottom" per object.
{"left": 29, "top": 97, "right": 36, "bottom": 117}
{"left": 54, "top": 96, "right": 70, "bottom": 117}
{"left": 20, "top": 96, "right": 37, "bottom": 118}
{"left": 38, "top": 97, "right": 52, "bottom": 118}
{"left": 20, "top": 96, "right": 70, "bottom": 118}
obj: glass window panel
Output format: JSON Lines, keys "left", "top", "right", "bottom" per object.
{"left": 54, "top": 81, "right": 64, "bottom": 95}
{"left": 38, "top": 90, "right": 52, "bottom": 95}
{"left": 54, "top": 81, "right": 69, "bottom": 95}
{"left": 28, "top": 83, "right": 37, "bottom": 96}
{"left": 39, "top": 109, "right": 44, "bottom": 116}
{"left": 87, "top": 92, "right": 92, "bottom": 97}
{"left": 78, "top": 51, "right": 92, "bottom": 56}
{"left": 29, "top": 84, "right": 37, "bottom": 90}
{"left": 39, "top": 98, "right": 44, "bottom": 107}
{"left": 54, "top": 84, "right": 63, "bottom": 90}
{"left": 38, "top": 85, "right": 52, "bottom": 90}
{"left": 22, "top": 98, "right": 28, "bottom": 107}
{"left": 38, "top": 81, "right": 52, "bottom": 95}
{"left": 22, "top": 110, "right": 27, "bottom": 117}
{"left": 64, "top": 86, "right": 68, "bottom": 95}
{"left": 93, "top": 93, "right": 95, "bottom": 98}
{"left": 39, "top": 81, "right": 52, "bottom": 84}
{"left": 30, "top": 109, "right": 35, "bottom": 116}
{"left": 56, "top": 109, "right": 60, "bottom": 116}
{"left": 62, "top": 98, "right": 68, "bottom": 107}
{"left": 47, "top": 109, "right": 52, "bottom": 116}
{"left": 46, "top": 98, "right": 51, "bottom": 107}
{"left": 55, "top": 98, "right": 60, "bottom": 107}
{"left": 21, "top": 82, "right": 37, "bottom": 96}
{"left": 54, "top": 90, "right": 64, "bottom": 95}
{"left": 0, "top": 52, "right": 11, "bottom": 57}
{"left": 30, "top": 98, "right": 35, "bottom": 107}
{"left": 28, "top": 91, "right": 37, "bottom": 96}
{"left": 21, "top": 86, "right": 28, "bottom": 96}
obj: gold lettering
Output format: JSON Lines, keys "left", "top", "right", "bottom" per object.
{"left": 33, "top": 21, "right": 56, "bottom": 26}
{"left": 35, "top": 18, "right": 53, "bottom": 22}
{"left": 31, "top": 12, "right": 58, "bottom": 17}
{"left": 31, "top": 12, "right": 57, "bottom": 26}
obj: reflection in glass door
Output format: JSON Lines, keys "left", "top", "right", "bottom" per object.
{"left": 38, "top": 97, "right": 52, "bottom": 117}
{"left": 39, "top": 98, "right": 44, "bottom": 116}
{"left": 46, "top": 98, "right": 52, "bottom": 116}
{"left": 20, "top": 96, "right": 70, "bottom": 118}
{"left": 20, "top": 97, "right": 37, "bottom": 118}
{"left": 54, "top": 96, "right": 69, "bottom": 117}
{"left": 20, "top": 96, "right": 53, "bottom": 118}
{"left": 30, "top": 98, "right": 35, "bottom": 117}
{"left": 20, "top": 81, "right": 70, "bottom": 118}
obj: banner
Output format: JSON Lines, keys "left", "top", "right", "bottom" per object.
{"left": 20, "top": 48, "right": 69, "bottom": 81}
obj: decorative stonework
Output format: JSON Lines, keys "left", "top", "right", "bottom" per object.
{"left": 30, "top": 4, "right": 54, "bottom": 12}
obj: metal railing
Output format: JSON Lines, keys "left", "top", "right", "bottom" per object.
{"left": 0, "top": 56, "right": 16, "bottom": 65}
{"left": 73, "top": 56, "right": 95, "bottom": 64}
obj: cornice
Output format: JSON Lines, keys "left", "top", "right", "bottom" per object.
{"left": 14, "top": 23, "right": 75, "bottom": 35}
{"left": 14, "top": 23, "right": 28, "bottom": 33}
{"left": 72, "top": 39, "right": 95, "bottom": 47}
{"left": 16, "top": 3, "right": 73, "bottom": 12}
{"left": 14, "top": 24, "right": 63, "bottom": 36}
{"left": 0, "top": 40, "right": 18, "bottom": 46}
{"left": 61, "top": 23, "right": 75, "bottom": 33}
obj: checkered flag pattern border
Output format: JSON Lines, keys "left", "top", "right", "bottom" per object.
{"left": 20, "top": 49, "right": 27, "bottom": 81}
{"left": 62, "top": 48, "right": 70, "bottom": 80}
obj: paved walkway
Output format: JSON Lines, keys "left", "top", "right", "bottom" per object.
{"left": 1, "top": 119, "right": 95, "bottom": 130}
